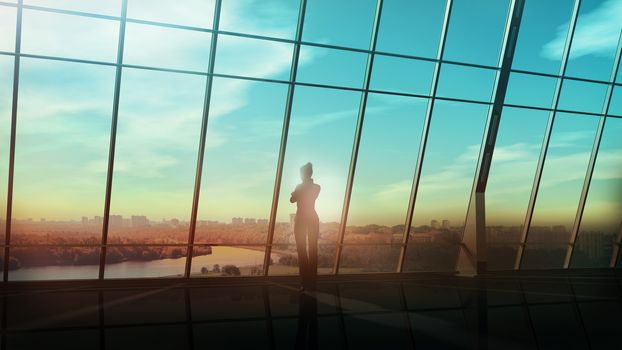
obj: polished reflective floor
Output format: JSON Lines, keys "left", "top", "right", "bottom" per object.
{"left": 1, "top": 272, "right": 621, "bottom": 349}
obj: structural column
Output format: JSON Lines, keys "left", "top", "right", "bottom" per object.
{"left": 457, "top": 0, "right": 526, "bottom": 276}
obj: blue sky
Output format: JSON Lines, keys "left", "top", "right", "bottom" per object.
{"left": 1, "top": 0, "right": 621, "bottom": 236}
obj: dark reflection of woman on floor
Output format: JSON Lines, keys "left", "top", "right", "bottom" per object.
{"left": 290, "top": 162, "right": 320, "bottom": 292}
{"left": 296, "top": 292, "right": 319, "bottom": 349}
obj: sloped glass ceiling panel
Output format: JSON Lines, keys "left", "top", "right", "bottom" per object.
{"left": 0, "top": 6, "right": 16, "bottom": 53}
{"left": 24, "top": 0, "right": 122, "bottom": 16}
{"left": 127, "top": 0, "right": 216, "bottom": 29}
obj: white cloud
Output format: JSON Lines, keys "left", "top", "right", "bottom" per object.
{"left": 542, "top": 0, "right": 622, "bottom": 60}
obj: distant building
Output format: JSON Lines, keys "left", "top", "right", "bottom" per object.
{"left": 131, "top": 215, "right": 149, "bottom": 227}
{"left": 431, "top": 220, "right": 440, "bottom": 230}
{"left": 170, "top": 218, "right": 180, "bottom": 226}
{"left": 94, "top": 216, "right": 102, "bottom": 225}
{"left": 442, "top": 220, "right": 450, "bottom": 230}
{"left": 231, "top": 217, "right": 243, "bottom": 225}
{"left": 82, "top": 216, "right": 88, "bottom": 225}
{"left": 109, "top": 215, "right": 123, "bottom": 228}
{"left": 257, "top": 219, "right": 268, "bottom": 225}
{"left": 207, "top": 220, "right": 219, "bottom": 225}
{"left": 244, "top": 218, "right": 256, "bottom": 225}
{"left": 40, "top": 218, "right": 46, "bottom": 222}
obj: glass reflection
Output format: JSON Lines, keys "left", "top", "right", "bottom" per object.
{"left": 195, "top": 79, "right": 288, "bottom": 245}
{"left": 565, "top": 0, "right": 622, "bottom": 81}
{"left": 219, "top": 0, "right": 300, "bottom": 39}
{"left": 214, "top": 35, "right": 293, "bottom": 80}
{"left": 0, "top": 56, "right": 12, "bottom": 244}
{"left": 572, "top": 117, "right": 622, "bottom": 267}
{"left": 376, "top": 0, "right": 446, "bottom": 58}
{"left": 302, "top": 0, "right": 377, "bottom": 50}
{"left": 126, "top": 0, "right": 216, "bottom": 29}
{"left": 104, "top": 246, "right": 188, "bottom": 279}
{"left": 8, "top": 246, "right": 100, "bottom": 281}
{"left": 345, "top": 93, "right": 426, "bottom": 244}
{"left": 0, "top": 6, "right": 16, "bottom": 53}
{"left": 512, "top": 0, "right": 575, "bottom": 74}
{"left": 404, "top": 101, "right": 489, "bottom": 272}
{"left": 444, "top": 0, "right": 511, "bottom": 67}
{"left": 523, "top": 112, "right": 600, "bottom": 269}
{"left": 109, "top": 68, "right": 205, "bottom": 245}
{"left": 486, "top": 108, "right": 548, "bottom": 270}
{"left": 21, "top": 9, "right": 119, "bottom": 62}
{"left": 274, "top": 86, "right": 359, "bottom": 245}
{"left": 296, "top": 46, "right": 368, "bottom": 89}
{"left": 12, "top": 58, "right": 115, "bottom": 244}
{"left": 123, "top": 22, "right": 211, "bottom": 72}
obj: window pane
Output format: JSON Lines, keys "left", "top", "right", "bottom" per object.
{"left": 444, "top": 0, "right": 511, "bottom": 67}
{"left": 376, "top": 0, "right": 446, "bottom": 58}
{"left": 565, "top": 0, "right": 622, "bottom": 81}
{"left": 21, "top": 9, "right": 119, "bottom": 62}
{"left": 505, "top": 73, "right": 558, "bottom": 108}
{"left": 195, "top": 78, "right": 288, "bottom": 244}
{"left": 437, "top": 64, "right": 497, "bottom": 102}
{"left": 8, "top": 246, "right": 100, "bottom": 281}
{"left": 513, "top": 0, "right": 575, "bottom": 74}
{"left": 486, "top": 108, "right": 549, "bottom": 270}
{"left": 608, "top": 86, "right": 622, "bottom": 116}
{"left": 339, "top": 245, "right": 401, "bottom": 273}
{"left": 12, "top": 59, "right": 115, "bottom": 244}
{"left": 24, "top": 0, "right": 122, "bottom": 15}
{"left": 104, "top": 246, "right": 187, "bottom": 278}
{"left": 273, "top": 86, "right": 359, "bottom": 244}
{"left": 0, "top": 6, "right": 16, "bottom": 52}
{"left": 267, "top": 244, "right": 335, "bottom": 275}
{"left": 219, "top": 0, "right": 300, "bottom": 39}
{"left": 558, "top": 80, "right": 608, "bottom": 114}
{"left": 214, "top": 35, "right": 293, "bottom": 80}
{"left": 345, "top": 94, "right": 427, "bottom": 244}
{"left": 523, "top": 113, "right": 600, "bottom": 269}
{"left": 296, "top": 46, "right": 367, "bottom": 89}
{"left": 123, "top": 23, "right": 211, "bottom": 72}
{"left": 191, "top": 245, "right": 270, "bottom": 277}
{"left": 109, "top": 69, "right": 205, "bottom": 244}
{"left": 404, "top": 101, "right": 489, "bottom": 272}
{"left": 0, "top": 56, "right": 12, "bottom": 243}
{"left": 302, "top": 0, "right": 377, "bottom": 49}
{"left": 370, "top": 56, "right": 435, "bottom": 95}
{"left": 127, "top": 0, "right": 215, "bottom": 28}
{"left": 572, "top": 117, "right": 622, "bottom": 267}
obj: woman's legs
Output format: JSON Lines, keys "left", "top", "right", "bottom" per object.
{"left": 294, "top": 220, "right": 309, "bottom": 287}
{"left": 307, "top": 217, "right": 319, "bottom": 290}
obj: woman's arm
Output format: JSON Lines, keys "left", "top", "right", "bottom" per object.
{"left": 290, "top": 186, "right": 299, "bottom": 203}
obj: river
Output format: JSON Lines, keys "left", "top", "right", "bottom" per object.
{"left": 8, "top": 246, "right": 282, "bottom": 281}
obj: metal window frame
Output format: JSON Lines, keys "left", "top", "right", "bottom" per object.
{"left": 98, "top": 0, "right": 128, "bottom": 280}
{"left": 396, "top": 0, "right": 454, "bottom": 273}
{"left": 514, "top": 0, "right": 583, "bottom": 270}
{"left": 2, "top": 0, "right": 22, "bottom": 282}
{"left": 184, "top": 0, "right": 223, "bottom": 279}
{"left": 262, "top": 0, "right": 308, "bottom": 276}
{"left": 564, "top": 30, "right": 622, "bottom": 268}
{"left": 2, "top": 0, "right": 622, "bottom": 282}
{"left": 333, "top": 0, "right": 384, "bottom": 274}
{"left": 455, "top": 0, "right": 526, "bottom": 275}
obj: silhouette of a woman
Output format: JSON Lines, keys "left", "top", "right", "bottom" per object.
{"left": 290, "top": 162, "right": 320, "bottom": 291}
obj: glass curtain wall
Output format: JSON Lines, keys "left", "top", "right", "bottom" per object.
{"left": 1, "top": 0, "right": 621, "bottom": 280}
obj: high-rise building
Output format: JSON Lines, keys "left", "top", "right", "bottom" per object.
{"left": 109, "top": 215, "right": 123, "bottom": 228}
{"left": 431, "top": 220, "right": 440, "bottom": 230}
{"left": 244, "top": 218, "right": 256, "bottom": 225}
{"left": 442, "top": 220, "right": 450, "bottom": 230}
{"left": 81, "top": 216, "right": 88, "bottom": 225}
{"left": 231, "top": 217, "right": 243, "bottom": 225}
{"left": 131, "top": 215, "right": 149, "bottom": 227}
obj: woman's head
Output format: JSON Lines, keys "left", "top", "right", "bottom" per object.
{"left": 300, "top": 162, "right": 313, "bottom": 180}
